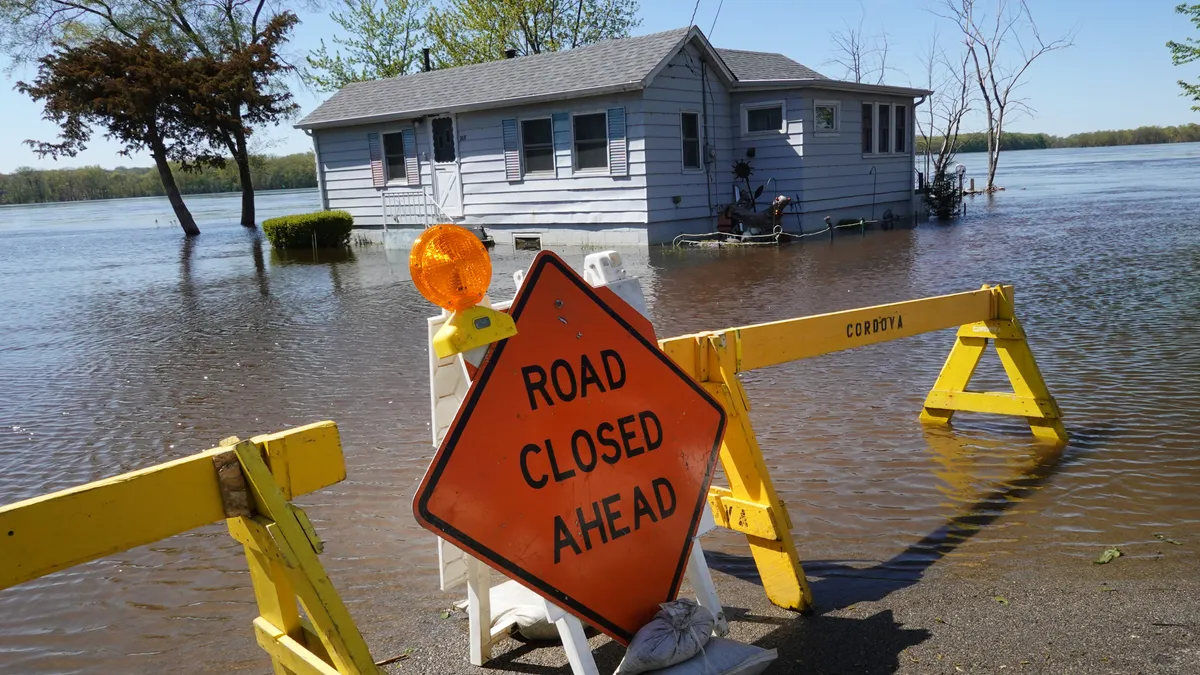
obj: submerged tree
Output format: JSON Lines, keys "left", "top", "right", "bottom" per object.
{"left": 916, "top": 31, "right": 971, "bottom": 219}
{"left": 939, "top": 0, "right": 1072, "bottom": 191}
{"left": 1168, "top": 3, "right": 1200, "bottom": 111}
{"left": 18, "top": 36, "right": 217, "bottom": 236}
{"left": 0, "top": 0, "right": 300, "bottom": 227}
{"left": 305, "top": 0, "right": 429, "bottom": 91}
{"left": 425, "top": 0, "right": 640, "bottom": 68}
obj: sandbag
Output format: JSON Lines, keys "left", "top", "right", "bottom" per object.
{"left": 646, "top": 638, "right": 778, "bottom": 675}
{"left": 614, "top": 599, "right": 715, "bottom": 675}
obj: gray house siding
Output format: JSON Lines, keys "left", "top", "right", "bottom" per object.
{"left": 313, "top": 123, "right": 432, "bottom": 228}
{"left": 729, "top": 91, "right": 806, "bottom": 201}
{"left": 641, "top": 44, "right": 734, "bottom": 239}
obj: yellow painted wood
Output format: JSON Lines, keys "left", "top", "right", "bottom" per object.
{"left": 919, "top": 336, "right": 988, "bottom": 425}
{"left": 229, "top": 516, "right": 305, "bottom": 675}
{"left": 994, "top": 333, "right": 1069, "bottom": 444}
{"left": 924, "top": 391, "right": 1059, "bottom": 418}
{"left": 254, "top": 617, "right": 343, "bottom": 675}
{"left": 956, "top": 319, "right": 1025, "bottom": 340}
{"left": 706, "top": 337, "right": 813, "bottom": 613}
{"left": 707, "top": 492, "right": 784, "bottom": 541}
{"left": 659, "top": 286, "right": 1004, "bottom": 373}
{"left": 232, "top": 440, "right": 381, "bottom": 675}
{"left": 0, "top": 421, "right": 344, "bottom": 592}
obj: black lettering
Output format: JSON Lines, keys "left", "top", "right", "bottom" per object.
{"left": 897, "top": 314, "right": 903, "bottom": 329}
{"left": 855, "top": 323, "right": 862, "bottom": 337}
{"left": 652, "top": 477, "right": 676, "bottom": 518}
{"left": 571, "top": 430, "right": 598, "bottom": 473}
{"left": 632, "top": 486, "right": 659, "bottom": 529}
{"left": 602, "top": 494, "right": 630, "bottom": 540}
{"left": 597, "top": 422, "right": 622, "bottom": 465}
{"left": 846, "top": 324, "right": 853, "bottom": 338}
{"left": 872, "top": 318, "right": 879, "bottom": 333}
{"left": 553, "top": 515, "right": 581, "bottom": 563}
{"left": 578, "top": 354, "right": 606, "bottom": 398}
{"left": 519, "top": 443, "right": 548, "bottom": 489}
{"left": 545, "top": 439, "right": 576, "bottom": 483}
{"left": 618, "top": 414, "right": 643, "bottom": 458}
{"left": 889, "top": 316, "right": 896, "bottom": 329}
{"left": 576, "top": 501, "right": 608, "bottom": 550}
{"left": 638, "top": 411, "right": 662, "bottom": 452}
{"left": 550, "top": 359, "right": 577, "bottom": 402}
{"left": 521, "top": 365, "right": 552, "bottom": 411}
{"left": 601, "top": 349, "right": 626, "bottom": 390}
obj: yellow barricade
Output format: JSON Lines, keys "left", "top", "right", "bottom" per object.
{"left": 658, "top": 284, "right": 1066, "bottom": 614}
{"left": 0, "top": 421, "right": 381, "bottom": 675}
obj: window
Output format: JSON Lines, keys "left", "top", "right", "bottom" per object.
{"left": 521, "top": 118, "right": 554, "bottom": 173}
{"left": 861, "top": 103, "right": 873, "bottom": 154}
{"left": 878, "top": 104, "right": 891, "bottom": 154}
{"left": 431, "top": 117, "right": 456, "bottom": 162}
{"left": 814, "top": 100, "right": 839, "bottom": 132}
{"left": 894, "top": 104, "right": 907, "bottom": 153}
{"left": 573, "top": 112, "right": 608, "bottom": 171}
{"left": 383, "top": 132, "right": 406, "bottom": 181}
{"left": 744, "top": 102, "right": 784, "bottom": 134}
{"left": 681, "top": 112, "right": 701, "bottom": 170}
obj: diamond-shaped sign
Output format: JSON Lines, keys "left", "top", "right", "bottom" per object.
{"left": 414, "top": 251, "right": 727, "bottom": 644}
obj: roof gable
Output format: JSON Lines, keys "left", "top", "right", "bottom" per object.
{"left": 715, "top": 48, "right": 827, "bottom": 81}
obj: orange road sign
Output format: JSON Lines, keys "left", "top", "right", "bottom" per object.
{"left": 414, "top": 251, "right": 727, "bottom": 644}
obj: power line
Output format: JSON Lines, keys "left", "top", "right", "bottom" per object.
{"left": 708, "top": 0, "right": 725, "bottom": 37}
{"left": 688, "top": 0, "right": 701, "bottom": 28}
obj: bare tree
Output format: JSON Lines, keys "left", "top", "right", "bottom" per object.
{"left": 826, "top": 5, "right": 893, "bottom": 84}
{"left": 917, "top": 32, "right": 972, "bottom": 183}
{"left": 940, "top": 0, "right": 1072, "bottom": 191}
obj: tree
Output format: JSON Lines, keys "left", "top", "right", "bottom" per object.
{"left": 17, "top": 35, "right": 216, "bottom": 235}
{"left": 939, "top": 0, "right": 1072, "bottom": 191}
{"left": 916, "top": 33, "right": 972, "bottom": 218}
{"left": 826, "top": 5, "right": 893, "bottom": 85}
{"left": 425, "top": 0, "right": 639, "bottom": 68}
{"left": 306, "top": 0, "right": 428, "bottom": 92}
{"left": 1168, "top": 3, "right": 1200, "bottom": 111}
{"left": 0, "top": 0, "right": 300, "bottom": 227}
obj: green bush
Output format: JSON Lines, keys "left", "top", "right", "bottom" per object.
{"left": 262, "top": 210, "right": 354, "bottom": 249}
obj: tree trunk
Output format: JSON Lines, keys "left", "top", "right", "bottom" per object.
{"left": 150, "top": 137, "right": 200, "bottom": 236}
{"left": 233, "top": 129, "right": 255, "bottom": 227}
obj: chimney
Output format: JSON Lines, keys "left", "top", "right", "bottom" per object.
{"left": 505, "top": 49, "right": 517, "bottom": 59}
{"left": 423, "top": 48, "right": 431, "bottom": 72}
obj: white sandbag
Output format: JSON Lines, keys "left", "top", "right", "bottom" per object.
{"left": 615, "top": 599, "right": 716, "bottom": 675}
{"left": 646, "top": 638, "right": 778, "bottom": 675}
{"left": 457, "top": 580, "right": 560, "bottom": 642}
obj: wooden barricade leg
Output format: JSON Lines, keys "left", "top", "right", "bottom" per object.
{"left": 227, "top": 439, "right": 381, "bottom": 675}
{"left": 704, "top": 336, "right": 814, "bottom": 613}
{"left": 921, "top": 286, "right": 1067, "bottom": 444}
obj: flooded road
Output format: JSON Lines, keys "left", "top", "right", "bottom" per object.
{"left": 1, "top": 144, "right": 1199, "bottom": 672}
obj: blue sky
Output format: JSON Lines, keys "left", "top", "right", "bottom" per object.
{"left": 1, "top": 0, "right": 1196, "bottom": 172}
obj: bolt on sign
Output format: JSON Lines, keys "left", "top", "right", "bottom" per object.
{"left": 414, "top": 251, "right": 727, "bottom": 644}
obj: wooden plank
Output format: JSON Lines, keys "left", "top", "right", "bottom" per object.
{"left": 660, "top": 287, "right": 1003, "bottom": 374}
{"left": 923, "top": 390, "right": 1060, "bottom": 418}
{"left": 0, "top": 421, "right": 344, "bottom": 592}
{"left": 254, "top": 617, "right": 342, "bottom": 675}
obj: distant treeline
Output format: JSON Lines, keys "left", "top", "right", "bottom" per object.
{"left": 0, "top": 152, "right": 317, "bottom": 205}
{"left": 918, "top": 124, "right": 1200, "bottom": 153}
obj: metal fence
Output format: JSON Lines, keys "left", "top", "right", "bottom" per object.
{"left": 382, "top": 188, "right": 451, "bottom": 230}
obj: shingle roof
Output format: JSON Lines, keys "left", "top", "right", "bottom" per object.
{"left": 716, "top": 48, "right": 828, "bottom": 81}
{"left": 297, "top": 27, "right": 692, "bottom": 128}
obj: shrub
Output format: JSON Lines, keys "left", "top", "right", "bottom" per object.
{"left": 262, "top": 210, "right": 354, "bottom": 249}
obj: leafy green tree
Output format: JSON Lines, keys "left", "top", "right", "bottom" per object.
{"left": 17, "top": 35, "right": 217, "bottom": 235}
{"left": 1168, "top": 3, "right": 1200, "bottom": 111}
{"left": 425, "top": 0, "right": 639, "bottom": 68}
{"left": 306, "top": 0, "right": 429, "bottom": 91}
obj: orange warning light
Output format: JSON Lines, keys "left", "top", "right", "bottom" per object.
{"left": 410, "top": 224, "right": 492, "bottom": 311}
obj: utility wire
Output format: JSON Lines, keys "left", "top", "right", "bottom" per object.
{"left": 708, "top": 0, "right": 724, "bottom": 37}
{"left": 688, "top": 0, "right": 701, "bottom": 28}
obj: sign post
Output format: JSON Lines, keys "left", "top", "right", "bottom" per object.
{"left": 414, "top": 250, "right": 727, "bottom": 644}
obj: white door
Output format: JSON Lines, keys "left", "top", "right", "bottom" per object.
{"left": 430, "top": 115, "right": 463, "bottom": 219}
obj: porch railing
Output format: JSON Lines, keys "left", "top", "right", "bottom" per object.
{"left": 381, "top": 188, "right": 452, "bottom": 230}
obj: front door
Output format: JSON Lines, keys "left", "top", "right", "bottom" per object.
{"left": 429, "top": 115, "right": 463, "bottom": 219}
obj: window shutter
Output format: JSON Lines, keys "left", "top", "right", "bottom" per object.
{"left": 502, "top": 118, "right": 521, "bottom": 181}
{"left": 552, "top": 112, "right": 571, "bottom": 178}
{"left": 607, "top": 107, "right": 627, "bottom": 177}
{"left": 367, "top": 132, "right": 385, "bottom": 187}
{"left": 402, "top": 127, "right": 419, "bottom": 186}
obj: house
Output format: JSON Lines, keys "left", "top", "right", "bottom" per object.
{"left": 296, "top": 26, "right": 931, "bottom": 247}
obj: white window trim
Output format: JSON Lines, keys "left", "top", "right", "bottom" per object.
{"left": 680, "top": 110, "right": 704, "bottom": 173}
{"left": 380, "top": 128, "right": 409, "bottom": 186}
{"left": 894, "top": 104, "right": 909, "bottom": 154}
{"left": 861, "top": 102, "right": 899, "bottom": 157}
{"left": 518, "top": 116, "right": 556, "bottom": 179}
{"left": 571, "top": 110, "right": 609, "bottom": 173}
{"left": 813, "top": 99, "right": 840, "bottom": 135}
{"left": 741, "top": 100, "right": 786, "bottom": 137}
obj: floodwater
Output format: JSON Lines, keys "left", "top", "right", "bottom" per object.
{"left": 2, "top": 144, "right": 1199, "bottom": 673}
